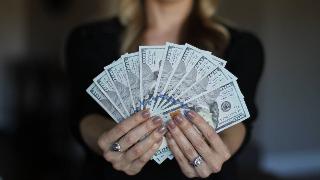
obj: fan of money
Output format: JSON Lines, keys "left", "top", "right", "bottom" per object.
{"left": 87, "top": 43, "right": 250, "bottom": 164}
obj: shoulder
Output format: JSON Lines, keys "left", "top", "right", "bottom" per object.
{"left": 225, "top": 26, "right": 264, "bottom": 59}
{"left": 65, "top": 17, "right": 123, "bottom": 64}
{"left": 65, "top": 17, "right": 123, "bottom": 54}
{"left": 65, "top": 17, "right": 123, "bottom": 78}
{"left": 223, "top": 26, "right": 264, "bottom": 71}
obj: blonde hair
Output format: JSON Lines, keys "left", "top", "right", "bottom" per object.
{"left": 118, "top": 0, "right": 229, "bottom": 54}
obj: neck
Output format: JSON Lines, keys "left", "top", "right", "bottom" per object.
{"left": 144, "top": 0, "right": 193, "bottom": 32}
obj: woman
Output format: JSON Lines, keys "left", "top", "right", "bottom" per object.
{"left": 66, "top": 0, "right": 264, "bottom": 179}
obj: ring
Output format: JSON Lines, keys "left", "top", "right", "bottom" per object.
{"left": 111, "top": 142, "right": 121, "bottom": 152}
{"left": 190, "top": 156, "right": 203, "bottom": 167}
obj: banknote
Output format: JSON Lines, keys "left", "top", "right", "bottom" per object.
{"left": 186, "top": 43, "right": 227, "bottom": 67}
{"left": 152, "top": 137, "right": 171, "bottom": 164}
{"left": 151, "top": 43, "right": 185, "bottom": 110}
{"left": 123, "top": 52, "right": 141, "bottom": 112}
{"left": 160, "top": 54, "right": 219, "bottom": 109}
{"left": 156, "top": 43, "right": 228, "bottom": 109}
{"left": 163, "top": 81, "right": 249, "bottom": 133}
{"left": 154, "top": 44, "right": 203, "bottom": 109}
{"left": 209, "top": 54, "right": 227, "bottom": 67}
{"left": 162, "top": 66, "right": 235, "bottom": 111}
{"left": 139, "top": 45, "right": 165, "bottom": 109}
{"left": 93, "top": 71, "right": 129, "bottom": 117}
{"left": 104, "top": 58, "right": 136, "bottom": 115}
{"left": 86, "top": 83, "right": 125, "bottom": 123}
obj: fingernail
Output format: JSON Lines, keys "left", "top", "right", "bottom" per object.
{"left": 186, "top": 111, "right": 196, "bottom": 120}
{"left": 167, "top": 120, "right": 176, "bottom": 129}
{"left": 157, "top": 126, "right": 167, "bottom": 134}
{"left": 173, "top": 115, "right": 183, "bottom": 124}
{"left": 142, "top": 109, "right": 150, "bottom": 119}
{"left": 152, "top": 116, "right": 162, "bottom": 125}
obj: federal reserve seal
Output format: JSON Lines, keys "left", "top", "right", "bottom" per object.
{"left": 221, "top": 101, "right": 231, "bottom": 112}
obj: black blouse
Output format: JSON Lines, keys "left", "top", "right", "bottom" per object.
{"left": 65, "top": 18, "right": 264, "bottom": 180}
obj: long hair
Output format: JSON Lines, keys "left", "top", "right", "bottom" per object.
{"left": 118, "top": 0, "right": 229, "bottom": 56}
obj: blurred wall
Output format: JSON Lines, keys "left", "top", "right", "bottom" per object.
{"left": 219, "top": 0, "right": 320, "bottom": 177}
{"left": 0, "top": 0, "right": 319, "bottom": 178}
{"left": 0, "top": 1, "right": 117, "bottom": 179}
{"left": 0, "top": 0, "right": 27, "bottom": 131}
{"left": 0, "top": 0, "right": 116, "bottom": 131}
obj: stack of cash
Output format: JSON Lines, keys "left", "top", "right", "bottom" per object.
{"left": 86, "top": 43, "right": 250, "bottom": 164}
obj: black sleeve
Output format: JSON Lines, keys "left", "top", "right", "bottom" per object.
{"left": 225, "top": 31, "right": 265, "bottom": 152}
{"left": 65, "top": 25, "right": 112, "bottom": 152}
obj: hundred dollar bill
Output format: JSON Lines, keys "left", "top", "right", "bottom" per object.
{"left": 163, "top": 81, "right": 249, "bottom": 133}
{"left": 151, "top": 43, "right": 184, "bottom": 111}
{"left": 139, "top": 45, "right": 165, "bottom": 109}
{"left": 188, "top": 43, "right": 227, "bottom": 67}
{"left": 152, "top": 137, "right": 171, "bottom": 164}
{"left": 160, "top": 54, "right": 220, "bottom": 110}
{"left": 105, "top": 58, "right": 135, "bottom": 115}
{"left": 154, "top": 44, "right": 203, "bottom": 109}
{"left": 153, "top": 45, "right": 218, "bottom": 110}
{"left": 86, "top": 83, "right": 125, "bottom": 123}
{"left": 163, "top": 66, "right": 236, "bottom": 111}
{"left": 94, "top": 71, "right": 129, "bottom": 117}
{"left": 186, "top": 44, "right": 227, "bottom": 68}
{"left": 123, "top": 52, "right": 141, "bottom": 112}
{"left": 139, "top": 45, "right": 173, "bottom": 163}
{"left": 209, "top": 54, "right": 227, "bottom": 67}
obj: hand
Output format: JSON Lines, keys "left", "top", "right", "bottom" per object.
{"left": 97, "top": 109, "right": 167, "bottom": 175}
{"left": 165, "top": 111, "right": 231, "bottom": 178}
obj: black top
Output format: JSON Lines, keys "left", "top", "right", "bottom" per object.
{"left": 65, "top": 18, "right": 264, "bottom": 180}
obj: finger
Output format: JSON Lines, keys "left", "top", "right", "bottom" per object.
{"left": 124, "top": 125, "right": 167, "bottom": 162}
{"left": 105, "top": 125, "right": 164, "bottom": 173}
{"left": 126, "top": 137, "right": 163, "bottom": 175}
{"left": 167, "top": 120, "right": 211, "bottom": 178}
{"left": 118, "top": 116, "right": 163, "bottom": 152}
{"left": 173, "top": 114, "right": 224, "bottom": 171}
{"left": 98, "top": 109, "right": 151, "bottom": 150}
{"left": 166, "top": 132, "right": 197, "bottom": 178}
{"left": 102, "top": 149, "right": 123, "bottom": 164}
{"left": 186, "top": 111, "right": 231, "bottom": 160}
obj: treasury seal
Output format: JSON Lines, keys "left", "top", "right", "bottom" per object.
{"left": 221, "top": 101, "right": 231, "bottom": 112}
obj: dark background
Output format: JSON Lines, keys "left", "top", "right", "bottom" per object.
{"left": 0, "top": 0, "right": 320, "bottom": 179}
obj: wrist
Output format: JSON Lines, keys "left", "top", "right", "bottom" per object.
{"left": 219, "top": 123, "right": 246, "bottom": 156}
{"left": 80, "top": 114, "right": 116, "bottom": 154}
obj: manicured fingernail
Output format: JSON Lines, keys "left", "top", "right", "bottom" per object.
{"left": 152, "top": 116, "right": 162, "bottom": 125}
{"left": 186, "top": 111, "right": 196, "bottom": 120}
{"left": 173, "top": 115, "right": 183, "bottom": 124}
{"left": 157, "top": 126, "right": 167, "bottom": 134}
{"left": 142, "top": 109, "right": 150, "bottom": 119}
{"left": 167, "top": 120, "right": 176, "bottom": 129}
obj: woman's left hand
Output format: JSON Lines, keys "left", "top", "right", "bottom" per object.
{"left": 165, "top": 111, "right": 231, "bottom": 178}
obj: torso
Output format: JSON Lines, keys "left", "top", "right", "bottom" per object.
{"left": 66, "top": 17, "right": 264, "bottom": 180}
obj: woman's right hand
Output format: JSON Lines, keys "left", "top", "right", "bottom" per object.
{"left": 97, "top": 109, "right": 166, "bottom": 175}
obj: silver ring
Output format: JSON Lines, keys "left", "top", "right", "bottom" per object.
{"left": 190, "top": 156, "right": 203, "bottom": 167}
{"left": 111, "top": 142, "right": 121, "bottom": 152}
